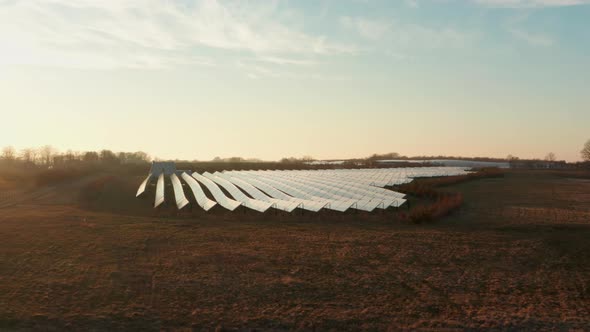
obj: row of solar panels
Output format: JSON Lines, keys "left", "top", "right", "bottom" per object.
{"left": 136, "top": 167, "right": 470, "bottom": 213}
{"left": 277, "top": 167, "right": 469, "bottom": 187}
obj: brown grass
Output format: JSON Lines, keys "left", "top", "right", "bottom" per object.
{"left": 34, "top": 168, "right": 97, "bottom": 187}
{"left": 395, "top": 168, "right": 502, "bottom": 223}
{"left": 546, "top": 169, "right": 590, "bottom": 179}
{"left": 400, "top": 193, "right": 464, "bottom": 224}
{"left": 78, "top": 175, "right": 116, "bottom": 205}
{"left": 0, "top": 167, "right": 33, "bottom": 190}
{"left": 397, "top": 167, "right": 504, "bottom": 198}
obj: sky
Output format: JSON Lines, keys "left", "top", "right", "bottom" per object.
{"left": 1, "top": 0, "right": 589, "bottom": 162}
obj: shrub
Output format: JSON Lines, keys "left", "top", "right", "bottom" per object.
{"left": 397, "top": 182, "right": 440, "bottom": 199}
{"left": 397, "top": 168, "right": 503, "bottom": 198}
{"left": 401, "top": 193, "right": 464, "bottom": 224}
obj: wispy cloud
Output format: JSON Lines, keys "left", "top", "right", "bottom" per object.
{"left": 0, "top": 0, "right": 354, "bottom": 69}
{"left": 236, "top": 60, "right": 347, "bottom": 81}
{"left": 341, "top": 17, "right": 392, "bottom": 41}
{"left": 256, "top": 56, "right": 319, "bottom": 66}
{"left": 509, "top": 27, "right": 554, "bottom": 46}
{"left": 472, "top": 0, "right": 590, "bottom": 8}
{"left": 341, "top": 16, "right": 475, "bottom": 50}
{"left": 505, "top": 14, "right": 555, "bottom": 47}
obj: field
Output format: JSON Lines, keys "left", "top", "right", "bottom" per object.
{"left": 0, "top": 170, "right": 589, "bottom": 330}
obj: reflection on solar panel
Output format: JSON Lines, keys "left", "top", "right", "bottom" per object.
{"left": 154, "top": 173, "right": 165, "bottom": 208}
{"left": 191, "top": 172, "right": 241, "bottom": 211}
{"left": 170, "top": 173, "right": 190, "bottom": 210}
{"left": 203, "top": 172, "right": 273, "bottom": 212}
{"left": 137, "top": 163, "right": 470, "bottom": 213}
{"left": 136, "top": 175, "right": 151, "bottom": 197}
{"left": 181, "top": 172, "right": 217, "bottom": 211}
{"left": 215, "top": 172, "right": 302, "bottom": 212}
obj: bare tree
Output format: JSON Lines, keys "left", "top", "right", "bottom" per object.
{"left": 99, "top": 150, "right": 119, "bottom": 164}
{"left": 20, "top": 148, "right": 37, "bottom": 164}
{"left": 582, "top": 139, "right": 590, "bottom": 161}
{"left": 82, "top": 151, "right": 99, "bottom": 163}
{"left": 545, "top": 152, "right": 556, "bottom": 162}
{"left": 134, "top": 151, "right": 150, "bottom": 162}
{"left": 367, "top": 152, "right": 401, "bottom": 161}
{"left": 39, "top": 145, "right": 55, "bottom": 166}
{"left": 1, "top": 146, "right": 16, "bottom": 161}
{"left": 117, "top": 152, "right": 127, "bottom": 163}
{"left": 117, "top": 151, "right": 150, "bottom": 164}
{"left": 280, "top": 157, "right": 298, "bottom": 163}
{"left": 64, "top": 149, "right": 76, "bottom": 163}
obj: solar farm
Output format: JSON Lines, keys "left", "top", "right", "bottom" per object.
{"left": 2, "top": 162, "right": 590, "bottom": 330}
{"left": 136, "top": 162, "right": 470, "bottom": 213}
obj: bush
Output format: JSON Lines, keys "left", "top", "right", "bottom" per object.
{"left": 400, "top": 193, "right": 463, "bottom": 224}
{"left": 397, "top": 183, "right": 440, "bottom": 199}
{"left": 397, "top": 168, "right": 503, "bottom": 198}
{"left": 396, "top": 169, "right": 491, "bottom": 223}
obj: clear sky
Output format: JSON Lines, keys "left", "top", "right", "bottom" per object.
{"left": 1, "top": 0, "right": 589, "bottom": 161}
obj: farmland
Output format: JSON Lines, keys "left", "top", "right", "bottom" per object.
{"left": 0, "top": 169, "right": 589, "bottom": 330}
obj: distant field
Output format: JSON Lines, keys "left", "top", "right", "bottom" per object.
{"left": 0, "top": 170, "right": 589, "bottom": 330}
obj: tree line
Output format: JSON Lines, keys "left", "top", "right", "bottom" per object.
{"left": 0, "top": 145, "right": 151, "bottom": 167}
{"left": 2, "top": 139, "right": 589, "bottom": 168}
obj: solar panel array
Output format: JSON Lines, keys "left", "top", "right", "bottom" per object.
{"left": 136, "top": 167, "right": 470, "bottom": 213}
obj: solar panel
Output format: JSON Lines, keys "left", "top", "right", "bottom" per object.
{"left": 240, "top": 173, "right": 330, "bottom": 211}
{"left": 203, "top": 172, "right": 273, "bottom": 213}
{"left": 191, "top": 172, "right": 241, "bottom": 211}
{"left": 181, "top": 172, "right": 217, "bottom": 211}
{"left": 255, "top": 174, "right": 355, "bottom": 212}
{"left": 154, "top": 173, "right": 165, "bottom": 208}
{"left": 170, "top": 173, "right": 190, "bottom": 210}
{"left": 215, "top": 172, "right": 302, "bottom": 212}
{"left": 230, "top": 172, "right": 327, "bottom": 212}
{"left": 136, "top": 175, "right": 151, "bottom": 197}
{"left": 137, "top": 163, "right": 470, "bottom": 213}
{"left": 266, "top": 173, "right": 359, "bottom": 212}
{"left": 298, "top": 173, "right": 403, "bottom": 207}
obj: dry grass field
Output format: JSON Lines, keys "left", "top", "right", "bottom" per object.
{"left": 0, "top": 170, "right": 589, "bottom": 330}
